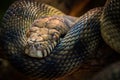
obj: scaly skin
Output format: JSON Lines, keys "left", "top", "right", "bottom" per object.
{"left": 0, "top": 0, "right": 120, "bottom": 79}
{"left": 101, "top": 0, "right": 120, "bottom": 53}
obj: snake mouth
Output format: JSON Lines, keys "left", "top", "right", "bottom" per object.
{"left": 25, "top": 16, "right": 68, "bottom": 58}
{"left": 25, "top": 40, "right": 57, "bottom": 58}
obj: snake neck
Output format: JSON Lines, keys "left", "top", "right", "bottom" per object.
{"left": 100, "top": 0, "right": 120, "bottom": 53}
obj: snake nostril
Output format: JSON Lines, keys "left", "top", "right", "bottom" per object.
{"left": 60, "top": 34, "right": 66, "bottom": 38}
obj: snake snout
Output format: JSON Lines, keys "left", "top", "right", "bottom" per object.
{"left": 25, "top": 40, "right": 57, "bottom": 58}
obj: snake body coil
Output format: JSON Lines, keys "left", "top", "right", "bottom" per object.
{"left": 0, "top": 0, "right": 120, "bottom": 79}
{"left": 101, "top": 0, "right": 120, "bottom": 53}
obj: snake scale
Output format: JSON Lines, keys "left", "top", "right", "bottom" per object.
{"left": 0, "top": 0, "right": 120, "bottom": 79}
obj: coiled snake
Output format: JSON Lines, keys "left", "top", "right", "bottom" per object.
{"left": 0, "top": 0, "right": 120, "bottom": 79}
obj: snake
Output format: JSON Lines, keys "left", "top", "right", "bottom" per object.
{"left": 0, "top": 0, "right": 120, "bottom": 79}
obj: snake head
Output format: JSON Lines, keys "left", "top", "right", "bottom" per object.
{"left": 25, "top": 16, "right": 69, "bottom": 58}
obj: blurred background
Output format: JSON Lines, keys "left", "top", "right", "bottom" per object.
{"left": 0, "top": 0, "right": 120, "bottom": 80}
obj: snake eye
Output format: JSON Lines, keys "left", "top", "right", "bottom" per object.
{"left": 26, "top": 30, "right": 30, "bottom": 38}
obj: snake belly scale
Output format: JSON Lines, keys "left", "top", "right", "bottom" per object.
{"left": 0, "top": 0, "right": 120, "bottom": 79}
